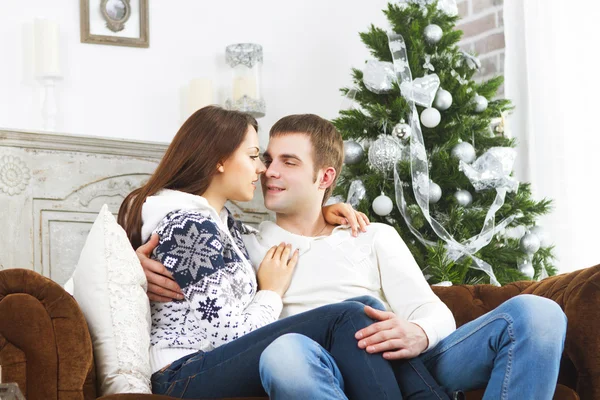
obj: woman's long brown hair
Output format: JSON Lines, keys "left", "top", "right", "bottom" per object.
{"left": 118, "top": 105, "right": 258, "bottom": 249}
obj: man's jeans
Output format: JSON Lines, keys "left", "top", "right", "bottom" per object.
{"left": 262, "top": 294, "right": 567, "bottom": 400}
{"left": 151, "top": 297, "right": 444, "bottom": 399}
{"left": 260, "top": 296, "right": 452, "bottom": 400}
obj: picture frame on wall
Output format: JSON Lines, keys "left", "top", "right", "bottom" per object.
{"left": 80, "top": 0, "right": 149, "bottom": 48}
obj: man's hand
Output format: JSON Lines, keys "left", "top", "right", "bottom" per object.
{"left": 355, "top": 306, "right": 429, "bottom": 360}
{"left": 136, "top": 233, "right": 184, "bottom": 302}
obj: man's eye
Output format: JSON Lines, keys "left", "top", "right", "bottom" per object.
{"left": 285, "top": 162, "right": 295, "bottom": 166}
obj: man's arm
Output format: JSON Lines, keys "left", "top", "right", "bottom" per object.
{"left": 136, "top": 233, "right": 184, "bottom": 302}
{"left": 355, "top": 224, "right": 456, "bottom": 359}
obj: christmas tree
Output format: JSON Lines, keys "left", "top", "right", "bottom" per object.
{"left": 332, "top": 0, "right": 555, "bottom": 285}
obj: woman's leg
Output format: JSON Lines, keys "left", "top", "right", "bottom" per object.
{"left": 152, "top": 300, "right": 402, "bottom": 399}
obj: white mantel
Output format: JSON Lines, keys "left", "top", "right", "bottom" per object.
{"left": 0, "top": 128, "right": 271, "bottom": 284}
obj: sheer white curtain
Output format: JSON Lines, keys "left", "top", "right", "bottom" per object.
{"left": 505, "top": 0, "right": 600, "bottom": 272}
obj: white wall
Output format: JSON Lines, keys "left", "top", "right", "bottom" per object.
{"left": 0, "top": 0, "right": 390, "bottom": 146}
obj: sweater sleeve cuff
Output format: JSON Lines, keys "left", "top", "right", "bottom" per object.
{"left": 254, "top": 290, "right": 284, "bottom": 319}
{"left": 410, "top": 319, "right": 439, "bottom": 352}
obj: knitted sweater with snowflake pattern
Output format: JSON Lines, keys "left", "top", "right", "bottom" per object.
{"left": 142, "top": 190, "right": 283, "bottom": 374}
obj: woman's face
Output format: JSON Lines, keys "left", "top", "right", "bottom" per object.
{"left": 220, "top": 125, "right": 266, "bottom": 202}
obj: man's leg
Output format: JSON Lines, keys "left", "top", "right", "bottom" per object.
{"left": 260, "top": 333, "right": 347, "bottom": 400}
{"left": 419, "top": 294, "right": 567, "bottom": 400}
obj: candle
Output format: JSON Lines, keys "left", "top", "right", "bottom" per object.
{"left": 188, "top": 78, "right": 213, "bottom": 114}
{"left": 34, "top": 18, "right": 61, "bottom": 78}
{"left": 232, "top": 75, "right": 257, "bottom": 101}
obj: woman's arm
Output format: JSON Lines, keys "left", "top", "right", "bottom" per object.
{"left": 154, "top": 212, "right": 283, "bottom": 347}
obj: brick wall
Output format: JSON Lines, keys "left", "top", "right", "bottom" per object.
{"left": 456, "top": 0, "right": 505, "bottom": 94}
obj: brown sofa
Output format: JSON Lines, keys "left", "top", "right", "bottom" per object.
{"left": 1, "top": 266, "right": 598, "bottom": 400}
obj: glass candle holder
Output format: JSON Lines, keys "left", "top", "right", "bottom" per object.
{"left": 224, "top": 43, "right": 266, "bottom": 118}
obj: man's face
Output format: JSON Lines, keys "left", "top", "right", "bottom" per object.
{"left": 261, "top": 133, "right": 323, "bottom": 214}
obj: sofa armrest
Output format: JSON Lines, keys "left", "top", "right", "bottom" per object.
{"left": 432, "top": 264, "right": 600, "bottom": 400}
{"left": 0, "top": 268, "right": 97, "bottom": 400}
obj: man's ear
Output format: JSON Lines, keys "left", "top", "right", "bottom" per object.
{"left": 319, "top": 167, "right": 337, "bottom": 189}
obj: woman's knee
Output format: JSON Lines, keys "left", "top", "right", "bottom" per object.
{"left": 345, "top": 295, "right": 386, "bottom": 311}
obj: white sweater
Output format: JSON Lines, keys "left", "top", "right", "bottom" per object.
{"left": 243, "top": 221, "right": 456, "bottom": 351}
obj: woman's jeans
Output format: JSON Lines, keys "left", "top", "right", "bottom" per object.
{"left": 151, "top": 296, "right": 448, "bottom": 399}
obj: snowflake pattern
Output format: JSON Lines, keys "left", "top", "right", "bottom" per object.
{"left": 149, "top": 209, "right": 280, "bottom": 357}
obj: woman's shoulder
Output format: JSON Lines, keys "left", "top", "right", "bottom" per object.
{"left": 156, "top": 209, "right": 219, "bottom": 236}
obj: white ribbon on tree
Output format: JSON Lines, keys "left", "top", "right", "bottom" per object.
{"left": 388, "top": 32, "right": 513, "bottom": 286}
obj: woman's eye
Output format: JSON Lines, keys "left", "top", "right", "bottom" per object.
{"left": 250, "top": 156, "right": 259, "bottom": 160}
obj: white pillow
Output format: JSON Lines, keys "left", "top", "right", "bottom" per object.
{"left": 72, "top": 204, "right": 152, "bottom": 395}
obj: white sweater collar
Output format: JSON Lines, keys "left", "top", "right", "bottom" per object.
{"left": 141, "top": 189, "right": 228, "bottom": 244}
{"left": 257, "top": 221, "right": 352, "bottom": 255}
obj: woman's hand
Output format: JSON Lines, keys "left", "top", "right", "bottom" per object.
{"left": 323, "top": 202, "right": 370, "bottom": 237}
{"left": 257, "top": 243, "right": 299, "bottom": 297}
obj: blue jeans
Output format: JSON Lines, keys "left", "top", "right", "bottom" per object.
{"left": 420, "top": 294, "right": 567, "bottom": 400}
{"left": 151, "top": 296, "right": 447, "bottom": 399}
{"left": 268, "top": 294, "right": 567, "bottom": 400}
{"left": 260, "top": 296, "right": 452, "bottom": 400}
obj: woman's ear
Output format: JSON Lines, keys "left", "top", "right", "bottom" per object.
{"left": 217, "top": 164, "right": 225, "bottom": 173}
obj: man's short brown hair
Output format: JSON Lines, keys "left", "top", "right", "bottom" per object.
{"left": 270, "top": 114, "right": 344, "bottom": 204}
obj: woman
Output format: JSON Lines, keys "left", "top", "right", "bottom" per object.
{"left": 119, "top": 106, "right": 450, "bottom": 399}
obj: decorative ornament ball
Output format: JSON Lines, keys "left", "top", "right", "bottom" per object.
{"left": 372, "top": 193, "right": 394, "bottom": 216}
{"left": 420, "top": 107, "right": 441, "bottom": 128}
{"left": 454, "top": 189, "right": 473, "bottom": 206}
{"left": 473, "top": 95, "right": 488, "bottom": 113}
{"left": 520, "top": 233, "right": 541, "bottom": 254}
{"left": 433, "top": 88, "right": 453, "bottom": 111}
{"left": 343, "top": 140, "right": 364, "bottom": 165}
{"left": 429, "top": 181, "right": 442, "bottom": 204}
{"left": 347, "top": 180, "right": 367, "bottom": 208}
{"left": 451, "top": 141, "right": 476, "bottom": 164}
{"left": 518, "top": 259, "right": 535, "bottom": 279}
{"left": 529, "top": 226, "right": 551, "bottom": 247}
{"left": 424, "top": 24, "right": 443, "bottom": 44}
{"left": 368, "top": 135, "right": 403, "bottom": 172}
{"left": 392, "top": 120, "right": 412, "bottom": 141}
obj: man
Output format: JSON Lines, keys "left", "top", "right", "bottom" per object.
{"left": 139, "top": 114, "right": 567, "bottom": 399}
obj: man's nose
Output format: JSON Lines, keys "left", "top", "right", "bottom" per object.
{"left": 264, "top": 163, "right": 279, "bottom": 178}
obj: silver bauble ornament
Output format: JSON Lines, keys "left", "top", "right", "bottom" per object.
{"left": 454, "top": 189, "right": 473, "bottom": 206}
{"left": 520, "top": 233, "right": 541, "bottom": 254}
{"left": 420, "top": 107, "right": 441, "bottom": 128}
{"left": 473, "top": 95, "right": 488, "bottom": 113}
{"left": 433, "top": 88, "right": 453, "bottom": 111}
{"left": 372, "top": 193, "right": 394, "bottom": 216}
{"left": 518, "top": 259, "right": 535, "bottom": 279}
{"left": 368, "top": 135, "right": 403, "bottom": 173}
{"left": 344, "top": 140, "right": 364, "bottom": 165}
{"left": 363, "top": 60, "right": 395, "bottom": 94}
{"left": 529, "top": 226, "right": 551, "bottom": 248}
{"left": 424, "top": 24, "right": 443, "bottom": 44}
{"left": 451, "top": 141, "right": 476, "bottom": 164}
{"left": 429, "top": 181, "right": 442, "bottom": 203}
{"left": 347, "top": 180, "right": 367, "bottom": 208}
{"left": 392, "top": 120, "right": 412, "bottom": 141}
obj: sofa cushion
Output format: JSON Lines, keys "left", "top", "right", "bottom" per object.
{"left": 72, "top": 204, "right": 152, "bottom": 395}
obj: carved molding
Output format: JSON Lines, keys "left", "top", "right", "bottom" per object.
{"left": 0, "top": 128, "right": 167, "bottom": 159}
{"left": 0, "top": 155, "right": 31, "bottom": 196}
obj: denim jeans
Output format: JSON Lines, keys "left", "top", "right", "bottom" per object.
{"left": 264, "top": 294, "right": 567, "bottom": 400}
{"left": 419, "top": 294, "right": 567, "bottom": 400}
{"left": 260, "top": 296, "right": 452, "bottom": 400}
{"left": 151, "top": 296, "right": 448, "bottom": 399}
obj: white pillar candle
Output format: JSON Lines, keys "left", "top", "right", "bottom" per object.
{"left": 188, "top": 78, "right": 213, "bottom": 114}
{"left": 232, "top": 75, "right": 257, "bottom": 101}
{"left": 34, "top": 18, "right": 61, "bottom": 78}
